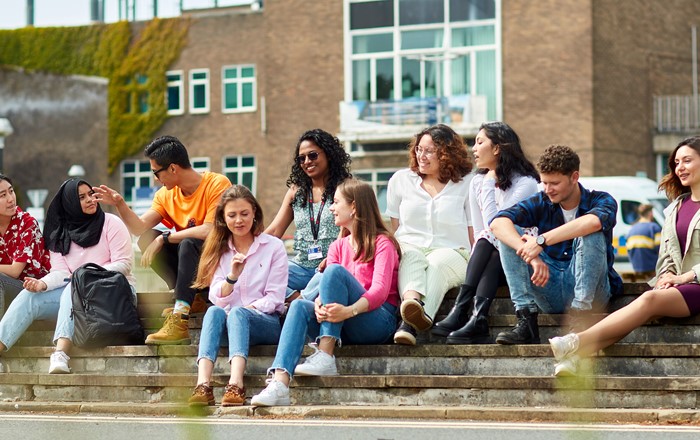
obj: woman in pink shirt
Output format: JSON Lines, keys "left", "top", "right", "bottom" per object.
{"left": 187, "top": 185, "right": 288, "bottom": 407}
{"left": 251, "top": 179, "right": 401, "bottom": 407}
{"left": 0, "top": 179, "right": 135, "bottom": 374}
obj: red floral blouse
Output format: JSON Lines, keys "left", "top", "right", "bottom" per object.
{"left": 0, "top": 207, "right": 50, "bottom": 280}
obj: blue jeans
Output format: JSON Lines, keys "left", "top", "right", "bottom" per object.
{"left": 197, "top": 306, "right": 281, "bottom": 363}
{"left": 499, "top": 229, "right": 611, "bottom": 313}
{"left": 286, "top": 260, "right": 318, "bottom": 299}
{"left": 0, "top": 283, "right": 136, "bottom": 350}
{"left": 269, "top": 264, "right": 397, "bottom": 377}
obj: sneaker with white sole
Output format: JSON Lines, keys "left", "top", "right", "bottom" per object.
{"left": 251, "top": 379, "right": 291, "bottom": 407}
{"left": 294, "top": 344, "right": 338, "bottom": 376}
{"left": 554, "top": 355, "right": 580, "bottom": 377}
{"left": 549, "top": 333, "right": 580, "bottom": 361}
{"left": 48, "top": 351, "right": 71, "bottom": 374}
{"left": 400, "top": 298, "right": 433, "bottom": 332}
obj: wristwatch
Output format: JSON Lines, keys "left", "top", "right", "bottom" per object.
{"left": 162, "top": 231, "right": 171, "bottom": 245}
{"left": 536, "top": 235, "right": 547, "bottom": 248}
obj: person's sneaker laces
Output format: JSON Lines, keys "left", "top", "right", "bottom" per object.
{"left": 294, "top": 343, "right": 339, "bottom": 376}
{"left": 549, "top": 333, "right": 580, "bottom": 362}
{"left": 251, "top": 379, "right": 291, "bottom": 407}
{"left": 554, "top": 355, "right": 580, "bottom": 377}
{"left": 393, "top": 321, "right": 417, "bottom": 346}
{"left": 48, "top": 351, "right": 71, "bottom": 374}
{"left": 400, "top": 298, "right": 433, "bottom": 332}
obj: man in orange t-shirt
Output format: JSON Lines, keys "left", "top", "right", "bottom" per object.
{"left": 94, "top": 136, "right": 230, "bottom": 345}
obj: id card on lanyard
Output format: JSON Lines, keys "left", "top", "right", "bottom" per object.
{"left": 307, "top": 192, "right": 326, "bottom": 261}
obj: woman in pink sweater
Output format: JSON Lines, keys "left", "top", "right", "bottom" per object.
{"left": 251, "top": 179, "right": 401, "bottom": 406}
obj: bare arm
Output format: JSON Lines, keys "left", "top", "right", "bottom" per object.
{"left": 264, "top": 187, "right": 296, "bottom": 238}
{"left": 390, "top": 217, "right": 399, "bottom": 232}
{"left": 540, "top": 214, "right": 602, "bottom": 247}
{"left": 0, "top": 261, "right": 27, "bottom": 279}
{"left": 93, "top": 185, "right": 161, "bottom": 236}
{"left": 490, "top": 217, "right": 525, "bottom": 252}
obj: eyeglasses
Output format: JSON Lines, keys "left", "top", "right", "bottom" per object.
{"left": 414, "top": 146, "right": 437, "bottom": 158}
{"left": 152, "top": 164, "right": 170, "bottom": 177}
{"left": 296, "top": 151, "right": 320, "bottom": 164}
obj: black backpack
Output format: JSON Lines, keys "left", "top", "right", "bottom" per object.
{"left": 70, "top": 263, "right": 144, "bottom": 348}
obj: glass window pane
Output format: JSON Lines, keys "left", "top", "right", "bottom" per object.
{"left": 193, "top": 84, "right": 206, "bottom": 108}
{"left": 451, "top": 54, "right": 471, "bottom": 95}
{"left": 377, "top": 171, "right": 395, "bottom": 181}
{"left": 242, "top": 156, "right": 255, "bottom": 167}
{"left": 241, "top": 67, "right": 255, "bottom": 78}
{"left": 452, "top": 25, "right": 495, "bottom": 47}
{"left": 352, "top": 59, "right": 371, "bottom": 101}
{"left": 139, "top": 176, "right": 150, "bottom": 187}
{"left": 352, "top": 34, "right": 393, "bottom": 54}
{"left": 225, "top": 83, "right": 238, "bottom": 109}
{"left": 139, "top": 92, "right": 149, "bottom": 113}
{"left": 424, "top": 62, "right": 437, "bottom": 97}
{"left": 475, "top": 50, "right": 496, "bottom": 120}
{"left": 242, "top": 172, "right": 254, "bottom": 190}
{"left": 377, "top": 184, "right": 389, "bottom": 213}
{"left": 224, "top": 68, "right": 237, "bottom": 79}
{"left": 401, "top": 58, "right": 421, "bottom": 98}
{"left": 242, "top": 83, "right": 254, "bottom": 107}
{"left": 167, "top": 73, "right": 181, "bottom": 82}
{"left": 123, "top": 162, "right": 135, "bottom": 173}
{"left": 399, "top": 0, "right": 444, "bottom": 25}
{"left": 167, "top": 86, "right": 180, "bottom": 110}
{"left": 355, "top": 172, "right": 371, "bottom": 181}
{"left": 401, "top": 29, "right": 444, "bottom": 50}
{"left": 193, "top": 72, "right": 207, "bottom": 80}
{"left": 137, "top": 74, "right": 148, "bottom": 84}
{"left": 350, "top": 0, "right": 393, "bottom": 30}
{"left": 226, "top": 157, "right": 238, "bottom": 167}
{"left": 376, "top": 58, "right": 394, "bottom": 100}
{"left": 139, "top": 161, "right": 151, "bottom": 172}
{"left": 123, "top": 177, "right": 135, "bottom": 202}
{"left": 227, "top": 173, "right": 239, "bottom": 185}
{"left": 450, "top": 0, "right": 495, "bottom": 21}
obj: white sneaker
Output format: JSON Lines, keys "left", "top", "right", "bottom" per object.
{"left": 48, "top": 351, "right": 71, "bottom": 374}
{"left": 549, "top": 333, "right": 579, "bottom": 362}
{"left": 294, "top": 344, "right": 338, "bottom": 376}
{"left": 554, "top": 355, "right": 580, "bottom": 377}
{"left": 250, "top": 379, "right": 290, "bottom": 407}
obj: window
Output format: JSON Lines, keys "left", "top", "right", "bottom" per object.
{"left": 223, "top": 156, "right": 256, "bottom": 194}
{"left": 124, "top": 74, "right": 150, "bottom": 114}
{"left": 189, "top": 69, "right": 210, "bottom": 114}
{"left": 166, "top": 70, "right": 184, "bottom": 115}
{"left": 191, "top": 157, "right": 211, "bottom": 172}
{"left": 355, "top": 169, "right": 397, "bottom": 213}
{"left": 345, "top": 0, "right": 500, "bottom": 121}
{"left": 121, "top": 160, "right": 156, "bottom": 204}
{"left": 222, "top": 65, "right": 257, "bottom": 113}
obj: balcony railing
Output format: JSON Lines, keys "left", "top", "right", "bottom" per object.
{"left": 339, "top": 94, "right": 487, "bottom": 141}
{"left": 654, "top": 95, "right": 700, "bottom": 133}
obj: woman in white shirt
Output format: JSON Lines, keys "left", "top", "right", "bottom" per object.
{"left": 432, "top": 122, "right": 540, "bottom": 343}
{"left": 386, "top": 124, "right": 473, "bottom": 345}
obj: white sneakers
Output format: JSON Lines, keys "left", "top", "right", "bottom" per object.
{"left": 549, "top": 333, "right": 580, "bottom": 377}
{"left": 251, "top": 379, "right": 290, "bottom": 407}
{"left": 294, "top": 345, "right": 338, "bottom": 376}
{"left": 48, "top": 351, "right": 71, "bottom": 374}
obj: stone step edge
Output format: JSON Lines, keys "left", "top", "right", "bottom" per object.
{"left": 0, "top": 401, "right": 697, "bottom": 424}
{"left": 1, "top": 373, "right": 699, "bottom": 391}
{"left": 5, "top": 343, "right": 700, "bottom": 359}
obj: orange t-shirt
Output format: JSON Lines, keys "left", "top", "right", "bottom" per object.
{"left": 151, "top": 172, "right": 231, "bottom": 231}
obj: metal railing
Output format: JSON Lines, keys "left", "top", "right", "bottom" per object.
{"left": 654, "top": 95, "right": 700, "bottom": 133}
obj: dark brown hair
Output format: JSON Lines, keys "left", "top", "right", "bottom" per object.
{"left": 659, "top": 136, "right": 700, "bottom": 200}
{"left": 408, "top": 124, "right": 472, "bottom": 184}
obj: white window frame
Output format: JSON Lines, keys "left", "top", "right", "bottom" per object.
{"left": 221, "top": 64, "right": 258, "bottom": 113}
{"left": 190, "top": 156, "right": 211, "bottom": 172}
{"left": 121, "top": 159, "right": 157, "bottom": 205}
{"left": 166, "top": 70, "right": 185, "bottom": 115}
{"left": 223, "top": 155, "right": 257, "bottom": 195}
{"left": 354, "top": 168, "right": 398, "bottom": 212}
{"left": 189, "top": 68, "right": 210, "bottom": 114}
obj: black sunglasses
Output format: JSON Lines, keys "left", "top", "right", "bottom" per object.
{"left": 296, "top": 151, "right": 320, "bottom": 164}
{"left": 152, "top": 164, "right": 170, "bottom": 177}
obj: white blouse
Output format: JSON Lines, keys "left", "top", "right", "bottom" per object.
{"left": 386, "top": 168, "right": 472, "bottom": 250}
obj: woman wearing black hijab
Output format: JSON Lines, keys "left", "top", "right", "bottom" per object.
{"left": 0, "top": 179, "right": 136, "bottom": 373}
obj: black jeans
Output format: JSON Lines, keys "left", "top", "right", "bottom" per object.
{"left": 138, "top": 230, "right": 205, "bottom": 305}
{"left": 464, "top": 238, "right": 507, "bottom": 300}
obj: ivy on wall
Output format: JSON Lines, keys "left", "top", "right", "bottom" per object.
{"left": 0, "top": 18, "right": 189, "bottom": 173}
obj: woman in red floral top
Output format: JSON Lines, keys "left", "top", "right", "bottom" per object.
{"left": 0, "top": 174, "right": 50, "bottom": 312}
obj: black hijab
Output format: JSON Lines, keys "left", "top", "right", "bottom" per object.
{"left": 44, "top": 179, "right": 106, "bottom": 255}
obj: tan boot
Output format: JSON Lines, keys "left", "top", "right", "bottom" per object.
{"left": 145, "top": 313, "right": 191, "bottom": 345}
{"left": 161, "top": 294, "right": 208, "bottom": 317}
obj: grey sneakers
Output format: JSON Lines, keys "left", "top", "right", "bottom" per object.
{"left": 549, "top": 333, "right": 580, "bottom": 376}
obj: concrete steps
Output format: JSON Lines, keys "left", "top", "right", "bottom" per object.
{"left": 1, "top": 282, "right": 699, "bottom": 411}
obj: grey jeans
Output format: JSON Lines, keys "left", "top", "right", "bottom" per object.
{"left": 0, "top": 273, "right": 25, "bottom": 319}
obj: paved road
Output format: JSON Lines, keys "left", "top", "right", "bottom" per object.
{"left": 1, "top": 414, "right": 699, "bottom": 440}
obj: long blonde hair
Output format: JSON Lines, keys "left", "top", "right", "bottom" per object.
{"left": 192, "top": 185, "right": 263, "bottom": 289}
{"left": 337, "top": 179, "right": 401, "bottom": 263}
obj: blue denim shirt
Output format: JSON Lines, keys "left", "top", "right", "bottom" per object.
{"left": 492, "top": 183, "right": 623, "bottom": 295}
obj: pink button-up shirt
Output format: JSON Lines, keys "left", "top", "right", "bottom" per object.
{"left": 209, "top": 233, "right": 288, "bottom": 315}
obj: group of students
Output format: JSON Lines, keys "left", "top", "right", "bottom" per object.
{"left": 1, "top": 125, "right": 699, "bottom": 407}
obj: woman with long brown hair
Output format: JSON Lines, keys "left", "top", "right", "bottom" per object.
{"left": 187, "top": 185, "right": 287, "bottom": 407}
{"left": 251, "top": 179, "right": 401, "bottom": 407}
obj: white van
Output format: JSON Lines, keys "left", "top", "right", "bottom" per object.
{"left": 577, "top": 176, "right": 669, "bottom": 261}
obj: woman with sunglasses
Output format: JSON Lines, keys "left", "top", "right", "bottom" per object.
{"left": 387, "top": 124, "right": 473, "bottom": 345}
{"left": 266, "top": 129, "right": 352, "bottom": 304}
